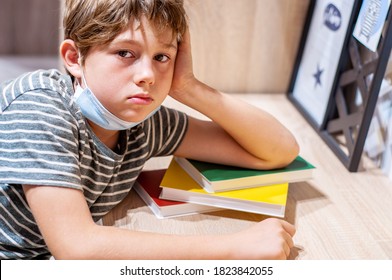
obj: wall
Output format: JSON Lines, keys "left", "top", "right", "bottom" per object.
{"left": 0, "top": 0, "right": 60, "bottom": 55}
{"left": 184, "top": 0, "right": 310, "bottom": 93}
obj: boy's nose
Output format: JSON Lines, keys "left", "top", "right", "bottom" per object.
{"left": 133, "top": 57, "right": 155, "bottom": 86}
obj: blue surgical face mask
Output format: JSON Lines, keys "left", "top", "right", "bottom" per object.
{"left": 73, "top": 72, "right": 160, "bottom": 131}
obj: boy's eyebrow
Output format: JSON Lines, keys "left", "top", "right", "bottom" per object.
{"left": 110, "top": 38, "right": 177, "bottom": 51}
{"left": 162, "top": 42, "right": 178, "bottom": 51}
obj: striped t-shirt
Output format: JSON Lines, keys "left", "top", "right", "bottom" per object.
{"left": 0, "top": 69, "right": 188, "bottom": 259}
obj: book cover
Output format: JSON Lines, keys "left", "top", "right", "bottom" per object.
{"left": 133, "top": 169, "right": 220, "bottom": 219}
{"left": 160, "top": 160, "right": 289, "bottom": 217}
{"left": 174, "top": 155, "right": 314, "bottom": 193}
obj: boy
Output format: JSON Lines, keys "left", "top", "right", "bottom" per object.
{"left": 0, "top": 0, "right": 299, "bottom": 259}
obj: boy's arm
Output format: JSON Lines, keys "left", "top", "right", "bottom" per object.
{"left": 170, "top": 30, "right": 299, "bottom": 169}
{"left": 23, "top": 185, "right": 294, "bottom": 259}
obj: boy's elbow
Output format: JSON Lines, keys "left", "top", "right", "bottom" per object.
{"left": 278, "top": 138, "right": 300, "bottom": 167}
{"left": 267, "top": 138, "right": 300, "bottom": 169}
{"left": 287, "top": 138, "right": 300, "bottom": 162}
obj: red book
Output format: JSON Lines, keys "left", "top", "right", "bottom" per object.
{"left": 133, "top": 169, "right": 219, "bottom": 219}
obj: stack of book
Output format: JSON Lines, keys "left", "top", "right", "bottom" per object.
{"left": 133, "top": 156, "right": 315, "bottom": 219}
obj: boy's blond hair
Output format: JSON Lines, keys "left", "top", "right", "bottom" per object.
{"left": 63, "top": 0, "right": 187, "bottom": 64}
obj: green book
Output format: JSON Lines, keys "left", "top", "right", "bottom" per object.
{"left": 174, "top": 156, "right": 315, "bottom": 193}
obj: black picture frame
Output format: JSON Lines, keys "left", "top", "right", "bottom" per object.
{"left": 288, "top": 0, "right": 392, "bottom": 172}
{"left": 288, "top": 0, "right": 360, "bottom": 129}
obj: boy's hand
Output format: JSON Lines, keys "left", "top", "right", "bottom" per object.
{"left": 169, "top": 28, "right": 198, "bottom": 100}
{"left": 226, "top": 218, "right": 296, "bottom": 260}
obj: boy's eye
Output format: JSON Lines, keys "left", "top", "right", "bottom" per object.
{"left": 155, "top": 54, "right": 170, "bottom": 62}
{"left": 118, "top": 51, "right": 134, "bottom": 58}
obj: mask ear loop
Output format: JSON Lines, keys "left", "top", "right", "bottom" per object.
{"left": 73, "top": 52, "right": 88, "bottom": 101}
{"left": 77, "top": 52, "right": 88, "bottom": 88}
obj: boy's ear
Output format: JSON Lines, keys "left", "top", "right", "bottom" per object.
{"left": 60, "top": 39, "right": 82, "bottom": 78}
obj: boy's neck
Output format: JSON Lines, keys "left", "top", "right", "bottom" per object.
{"left": 88, "top": 120, "right": 121, "bottom": 151}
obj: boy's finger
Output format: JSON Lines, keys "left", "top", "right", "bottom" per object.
{"left": 281, "top": 220, "right": 296, "bottom": 237}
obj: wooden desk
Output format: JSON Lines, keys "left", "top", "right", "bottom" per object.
{"left": 103, "top": 93, "right": 392, "bottom": 260}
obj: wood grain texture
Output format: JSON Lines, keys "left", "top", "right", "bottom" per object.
{"left": 104, "top": 94, "right": 392, "bottom": 260}
{"left": 184, "top": 0, "right": 310, "bottom": 93}
{"left": 0, "top": 0, "right": 60, "bottom": 55}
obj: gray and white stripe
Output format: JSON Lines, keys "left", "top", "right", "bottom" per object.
{"left": 0, "top": 70, "right": 188, "bottom": 259}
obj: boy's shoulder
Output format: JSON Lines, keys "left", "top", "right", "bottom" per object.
{"left": 0, "top": 69, "right": 73, "bottom": 113}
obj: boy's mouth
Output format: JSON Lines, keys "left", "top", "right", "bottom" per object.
{"left": 128, "top": 94, "right": 153, "bottom": 105}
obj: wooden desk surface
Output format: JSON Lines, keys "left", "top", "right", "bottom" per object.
{"left": 103, "top": 93, "right": 392, "bottom": 260}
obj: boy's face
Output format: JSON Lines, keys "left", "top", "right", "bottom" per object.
{"left": 81, "top": 16, "right": 178, "bottom": 123}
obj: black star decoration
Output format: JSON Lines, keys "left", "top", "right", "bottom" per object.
{"left": 313, "top": 64, "right": 324, "bottom": 88}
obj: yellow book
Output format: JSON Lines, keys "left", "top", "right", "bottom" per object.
{"left": 160, "top": 159, "right": 289, "bottom": 217}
